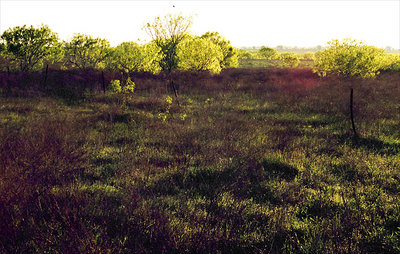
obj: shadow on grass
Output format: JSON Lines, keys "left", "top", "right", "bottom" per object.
{"left": 147, "top": 157, "right": 298, "bottom": 204}
{"left": 340, "top": 134, "right": 400, "bottom": 155}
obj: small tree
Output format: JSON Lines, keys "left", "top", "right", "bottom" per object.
{"left": 1, "top": 24, "right": 60, "bottom": 71}
{"left": 258, "top": 46, "right": 278, "bottom": 59}
{"left": 200, "top": 31, "right": 238, "bottom": 68}
{"left": 177, "top": 37, "right": 223, "bottom": 74}
{"left": 108, "top": 41, "right": 161, "bottom": 74}
{"left": 143, "top": 13, "right": 193, "bottom": 72}
{"left": 63, "top": 33, "right": 110, "bottom": 70}
{"left": 313, "top": 38, "right": 385, "bottom": 79}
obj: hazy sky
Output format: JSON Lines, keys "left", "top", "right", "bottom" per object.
{"left": 0, "top": 0, "right": 399, "bottom": 48}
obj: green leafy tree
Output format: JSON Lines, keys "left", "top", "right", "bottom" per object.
{"left": 258, "top": 46, "right": 278, "bottom": 59}
{"left": 143, "top": 13, "right": 193, "bottom": 72}
{"left": 177, "top": 37, "right": 223, "bottom": 74}
{"left": 314, "top": 38, "right": 385, "bottom": 78}
{"left": 200, "top": 31, "right": 238, "bottom": 68}
{"left": 109, "top": 41, "right": 161, "bottom": 74}
{"left": 0, "top": 24, "right": 60, "bottom": 71}
{"left": 279, "top": 52, "right": 300, "bottom": 68}
{"left": 63, "top": 33, "right": 110, "bottom": 69}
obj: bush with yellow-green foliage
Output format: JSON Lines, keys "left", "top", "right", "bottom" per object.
{"left": 380, "top": 53, "right": 400, "bottom": 72}
{"left": 279, "top": 52, "right": 300, "bottom": 68}
{"left": 177, "top": 37, "right": 223, "bottom": 74}
{"left": 108, "top": 78, "right": 135, "bottom": 94}
{"left": 258, "top": 46, "right": 279, "bottom": 60}
{"left": 314, "top": 38, "right": 385, "bottom": 79}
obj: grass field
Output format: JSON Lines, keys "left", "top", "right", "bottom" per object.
{"left": 1, "top": 68, "right": 400, "bottom": 253}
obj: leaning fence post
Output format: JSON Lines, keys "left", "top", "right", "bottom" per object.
{"left": 350, "top": 88, "right": 358, "bottom": 139}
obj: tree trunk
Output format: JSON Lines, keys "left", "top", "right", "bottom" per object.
{"left": 42, "top": 64, "right": 48, "bottom": 86}
{"left": 167, "top": 72, "right": 180, "bottom": 107}
{"left": 102, "top": 71, "right": 106, "bottom": 94}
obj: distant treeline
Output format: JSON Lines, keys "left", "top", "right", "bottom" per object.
{"left": 0, "top": 14, "right": 399, "bottom": 80}
{"left": 240, "top": 45, "right": 400, "bottom": 54}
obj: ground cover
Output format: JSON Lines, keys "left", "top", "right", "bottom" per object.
{"left": 1, "top": 68, "right": 399, "bottom": 253}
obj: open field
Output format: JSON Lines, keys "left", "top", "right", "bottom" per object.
{"left": 1, "top": 68, "right": 400, "bottom": 253}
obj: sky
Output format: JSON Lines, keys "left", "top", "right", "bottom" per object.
{"left": 0, "top": 0, "right": 399, "bottom": 49}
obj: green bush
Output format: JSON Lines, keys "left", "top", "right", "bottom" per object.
{"left": 123, "top": 77, "right": 135, "bottom": 93}
{"left": 259, "top": 46, "right": 278, "bottom": 59}
{"left": 314, "top": 38, "right": 385, "bottom": 78}
{"left": 108, "top": 78, "right": 135, "bottom": 94}
{"left": 279, "top": 52, "right": 300, "bottom": 68}
{"left": 108, "top": 80, "right": 122, "bottom": 93}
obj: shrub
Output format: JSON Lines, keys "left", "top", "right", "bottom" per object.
{"left": 108, "top": 79, "right": 122, "bottom": 93}
{"left": 259, "top": 46, "right": 278, "bottom": 59}
{"left": 123, "top": 77, "right": 135, "bottom": 93}
{"left": 279, "top": 52, "right": 300, "bottom": 68}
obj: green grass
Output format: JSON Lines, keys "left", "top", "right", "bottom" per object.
{"left": 1, "top": 69, "right": 400, "bottom": 253}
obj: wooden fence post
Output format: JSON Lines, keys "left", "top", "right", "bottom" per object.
{"left": 350, "top": 88, "right": 358, "bottom": 139}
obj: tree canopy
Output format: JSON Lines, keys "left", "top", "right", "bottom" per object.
{"left": 143, "top": 14, "right": 193, "bottom": 72}
{"left": 63, "top": 33, "right": 110, "bottom": 70}
{"left": 0, "top": 24, "right": 60, "bottom": 71}
{"left": 314, "top": 38, "right": 385, "bottom": 79}
{"left": 177, "top": 37, "right": 223, "bottom": 74}
{"left": 200, "top": 32, "right": 238, "bottom": 69}
{"left": 109, "top": 41, "right": 161, "bottom": 74}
